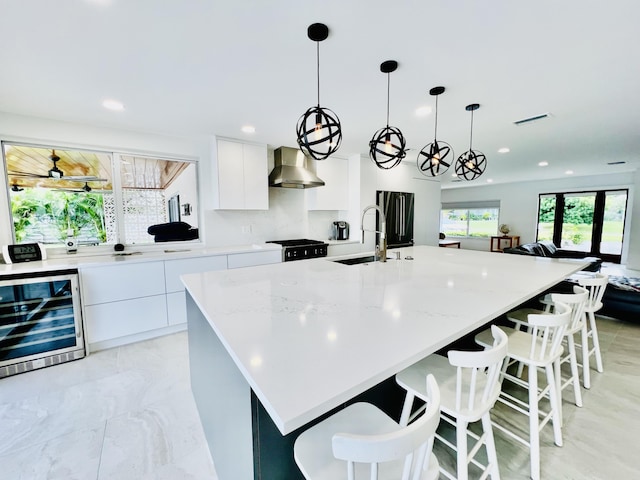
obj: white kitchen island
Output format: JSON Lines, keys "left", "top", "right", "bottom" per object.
{"left": 182, "top": 246, "right": 588, "bottom": 479}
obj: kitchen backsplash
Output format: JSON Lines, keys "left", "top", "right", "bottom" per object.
{"left": 204, "top": 186, "right": 344, "bottom": 246}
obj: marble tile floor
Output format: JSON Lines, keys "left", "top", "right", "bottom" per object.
{"left": 1, "top": 313, "right": 639, "bottom": 479}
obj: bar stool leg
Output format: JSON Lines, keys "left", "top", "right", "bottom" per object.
{"left": 481, "top": 413, "right": 501, "bottom": 480}
{"left": 581, "top": 323, "right": 591, "bottom": 389}
{"left": 588, "top": 311, "right": 604, "bottom": 373}
{"left": 528, "top": 364, "right": 540, "bottom": 480}
{"left": 567, "top": 335, "right": 583, "bottom": 408}
{"left": 456, "top": 418, "right": 469, "bottom": 480}
{"left": 546, "top": 364, "right": 563, "bottom": 447}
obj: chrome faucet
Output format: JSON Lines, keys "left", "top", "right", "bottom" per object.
{"left": 361, "top": 204, "right": 387, "bottom": 262}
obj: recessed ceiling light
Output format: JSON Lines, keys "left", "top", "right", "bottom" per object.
{"left": 498, "top": 147, "right": 510, "bottom": 154}
{"left": 486, "top": 178, "right": 493, "bottom": 183}
{"left": 241, "top": 125, "right": 256, "bottom": 134}
{"left": 451, "top": 172, "right": 458, "bottom": 177}
{"left": 102, "top": 99, "right": 124, "bottom": 111}
{"left": 538, "top": 161, "right": 549, "bottom": 167}
{"left": 565, "top": 170, "right": 574, "bottom": 175}
{"left": 415, "top": 106, "right": 432, "bottom": 117}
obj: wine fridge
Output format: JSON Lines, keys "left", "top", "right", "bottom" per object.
{"left": 0, "top": 269, "right": 85, "bottom": 378}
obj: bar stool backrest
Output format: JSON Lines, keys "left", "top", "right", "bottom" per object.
{"left": 447, "top": 325, "right": 508, "bottom": 416}
{"left": 332, "top": 375, "right": 441, "bottom": 480}
{"left": 577, "top": 274, "right": 609, "bottom": 313}
{"left": 526, "top": 300, "right": 571, "bottom": 363}
{"left": 550, "top": 286, "right": 589, "bottom": 334}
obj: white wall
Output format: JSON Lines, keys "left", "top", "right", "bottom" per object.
{"left": 441, "top": 172, "right": 638, "bottom": 266}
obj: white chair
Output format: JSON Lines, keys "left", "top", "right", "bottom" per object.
{"left": 577, "top": 273, "right": 608, "bottom": 389}
{"left": 506, "top": 286, "right": 589, "bottom": 422}
{"left": 475, "top": 300, "right": 571, "bottom": 480}
{"left": 294, "top": 374, "right": 441, "bottom": 480}
{"left": 395, "top": 325, "right": 508, "bottom": 480}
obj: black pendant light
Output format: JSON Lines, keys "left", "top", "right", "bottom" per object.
{"left": 454, "top": 103, "right": 487, "bottom": 181}
{"left": 296, "top": 23, "right": 342, "bottom": 161}
{"left": 369, "top": 60, "right": 406, "bottom": 169}
{"left": 417, "top": 86, "right": 454, "bottom": 177}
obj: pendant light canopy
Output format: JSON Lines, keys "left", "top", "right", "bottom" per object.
{"left": 296, "top": 23, "right": 342, "bottom": 161}
{"left": 417, "top": 86, "right": 454, "bottom": 177}
{"left": 369, "top": 60, "right": 406, "bottom": 170}
{"left": 454, "top": 103, "right": 487, "bottom": 181}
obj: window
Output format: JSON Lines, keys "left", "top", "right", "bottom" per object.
{"left": 536, "top": 189, "right": 628, "bottom": 263}
{"left": 3, "top": 142, "right": 199, "bottom": 248}
{"left": 440, "top": 201, "right": 500, "bottom": 238}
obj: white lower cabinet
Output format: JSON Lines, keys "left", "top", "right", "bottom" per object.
{"left": 166, "top": 291, "right": 187, "bottom": 326}
{"left": 85, "top": 294, "right": 168, "bottom": 344}
{"left": 81, "top": 250, "right": 282, "bottom": 350}
{"left": 164, "top": 255, "right": 228, "bottom": 293}
{"left": 227, "top": 249, "right": 282, "bottom": 269}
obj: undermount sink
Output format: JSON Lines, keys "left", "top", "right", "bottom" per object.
{"left": 332, "top": 255, "right": 391, "bottom": 265}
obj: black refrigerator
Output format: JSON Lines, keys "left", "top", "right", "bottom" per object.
{"left": 376, "top": 190, "right": 415, "bottom": 248}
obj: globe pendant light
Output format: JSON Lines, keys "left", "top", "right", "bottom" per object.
{"left": 454, "top": 103, "right": 487, "bottom": 181}
{"left": 296, "top": 23, "right": 342, "bottom": 161}
{"left": 369, "top": 60, "right": 406, "bottom": 169}
{"left": 417, "top": 86, "right": 454, "bottom": 177}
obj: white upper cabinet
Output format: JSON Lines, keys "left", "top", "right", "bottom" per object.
{"left": 214, "top": 138, "right": 268, "bottom": 210}
{"left": 306, "top": 156, "right": 349, "bottom": 210}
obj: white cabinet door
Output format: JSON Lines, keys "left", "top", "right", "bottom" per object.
{"left": 85, "top": 294, "right": 168, "bottom": 344}
{"left": 81, "top": 262, "right": 166, "bottom": 305}
{"left": 242, "top": 142, "right": 269, "bottom": 209}
{"left": 215, "top": 138, "right": 268, "bottom": 210}
{"left": 307, "top": 157, "right": 349, "bottom": 210}
{"left": 164, "top": 255, "right": 228, "bottom": 293}
{"left": 227, "top": 250, "right": 282, "bottom": 269}
{"left": 217, "top": 139, "right": 245, "bottom": 209}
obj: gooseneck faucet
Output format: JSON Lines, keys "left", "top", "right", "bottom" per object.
{"left": 361, "top": 204, "right": 387, "bottom": 262}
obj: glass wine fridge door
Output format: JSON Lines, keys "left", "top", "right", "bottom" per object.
{"left": 0, "top": 270, "right": 85, "bottom": 377}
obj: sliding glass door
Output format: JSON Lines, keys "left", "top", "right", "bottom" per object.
{"left": 537, "top": 189, "right": 628, "bottom": 263}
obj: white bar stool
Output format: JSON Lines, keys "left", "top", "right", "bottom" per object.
{"left": 475, "top": 300, "right": 571, "bottom": 480}
{"left": 395, "top": 325, "right": 508, "bottom": 480}
{"left": 294, "top": 374, "right": 441, "bottom": 480}
{"left": 577, "top": 273, "right": 608, "bottom": 388}
{"left": 506, "top": 286, "right": 589, "bottom": 424}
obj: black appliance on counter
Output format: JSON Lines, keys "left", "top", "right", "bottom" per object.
{"left": 266, "top": 239, "right": 328, "bottom": 262}
{"left": 332, "top": 221, "right": 349, "bottom": 240}
{"left": 377, "top": 190, "right": 415, "bottom": 248}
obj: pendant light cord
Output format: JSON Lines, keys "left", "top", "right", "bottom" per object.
{"left": 386, "top": 72, "right": 391, "bottom": 127}
{"left": 469, "top": 108, "right": 474, "bottom": 150}
{"left": 316, "top": 41, "right": 320, "bottom": 107}
{"left": 433, "top": 95, "right": 439, "bottom": 140}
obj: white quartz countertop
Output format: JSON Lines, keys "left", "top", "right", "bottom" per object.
{"left": 0, "top": 243, "right": 281, "bottom": 275}
{"left": 181, "top": 246, "right": 588, "bottom": 435}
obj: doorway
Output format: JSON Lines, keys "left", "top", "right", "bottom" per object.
{"left": 536, "top": 189, "right": 628, "bottom": 263}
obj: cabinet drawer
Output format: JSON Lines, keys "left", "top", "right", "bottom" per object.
{"left": 166, "top": 291, "right": 187, "bottom": 325}
{"left": 81, "top": 262, "right": 166, "bottom": 305}
{"left": 227, "top": 250, "right": 282, "bottom": 269}
{"left": 164, "top": 255, "right": 228, "bottom": 293}
{"left": 85, "top": 295, "right": 168, "bottom": 344}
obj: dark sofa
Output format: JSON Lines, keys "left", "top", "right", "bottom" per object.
{"left": 503, "top": 240, "right": 602, "bottom": 272}
{"left": 600, "top": 276, "right": 640, "bottom": 322}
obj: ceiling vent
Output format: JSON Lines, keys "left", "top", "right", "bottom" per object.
{"left": 513, "top": 113, "right": 550, "bottom": 126}
{"left": 607, "top": 161, "right": 626, "bottom": 165}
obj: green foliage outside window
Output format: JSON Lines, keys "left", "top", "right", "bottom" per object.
{"left": 11, "top": 189, "right": 107, "bottom": 244}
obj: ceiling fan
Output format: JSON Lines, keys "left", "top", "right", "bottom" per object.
{"left": 8, "top": 149, "right": 108, "bottom": 182}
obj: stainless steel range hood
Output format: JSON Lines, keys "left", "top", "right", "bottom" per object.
{"left": 268, "top": 147, "right": 325, "bottom": 189}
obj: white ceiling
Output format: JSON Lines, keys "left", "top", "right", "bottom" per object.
{"left": 1, "top": 0, "right": 639, "bottom": 188}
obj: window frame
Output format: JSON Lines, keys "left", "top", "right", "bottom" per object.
{"left": 536, "top": 188, "right": 628, "bottom": 263}
{"left": 1, "top": 139, "right": 201, "bottom": 255}
{"left": 440, "top": 201, "right": 501, "bottom": 239}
